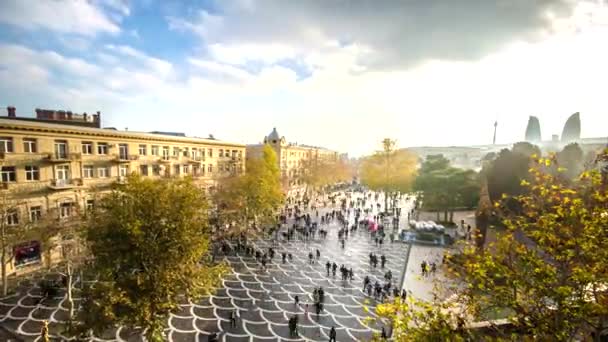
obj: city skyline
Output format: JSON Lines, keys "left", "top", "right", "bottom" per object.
{"left": 1, "top": 0, "right": 607, "bottom": 156}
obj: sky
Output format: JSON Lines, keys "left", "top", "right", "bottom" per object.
{"left": 0, "top": 0, "right": 607, "bottom": 156}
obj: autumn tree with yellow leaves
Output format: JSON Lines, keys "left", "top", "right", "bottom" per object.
{"left": 360, "top": 139, "right": 417, "bottom": 212}
{"left": 376, "top": 150, "right": 608, "bottom": 341}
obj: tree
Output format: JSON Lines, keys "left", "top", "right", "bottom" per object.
{"left": 214, "top": 144, "right": 284, "bottom": 236}
{"left": 34, "top": 205, "right": 87, "bottom": 319}
{"left": 78, "top": 176, "right": 226, "bottom": 341}
{"left": 512, "top": 141, "right": 541, "bottom": 158}
{"left": 458, "top": 154, "right": 608, "bottom": 340}
{"left": 556, "top": 143, "right": 584, "bottom": 179}
{"left": 486, "top": 148, "right": 531, "bottom": 204}
{"left": 377, "top": 151, "right": 608, "bottom": 340}
{"left": 0, "top": 191, "right": 30, "bottom": 296}
{"left": 414, "top": 155, "right": 479, "bottom": 222}
{"left": 300, "top": 158, "right": 353, "bottom": 190}
{"left": 360, "top": 139, "right": 417, "bottom": 213}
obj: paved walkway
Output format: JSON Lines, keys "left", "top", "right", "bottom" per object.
{"left": 0, "top": 193, "right": 415, "bottom": 342}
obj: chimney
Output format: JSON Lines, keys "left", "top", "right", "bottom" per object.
{"left": 7, "top": 106, "right": 16, "bottom": 117}
{"left": 67, "top": 111, "right": 73, "bottom": 120}
{"left": 83, "top": 113, "right": 88, "bottom": 122}
{"left": 93, "top": 111, "right": 101, "bottom": 127}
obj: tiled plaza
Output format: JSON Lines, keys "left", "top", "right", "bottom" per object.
{"left": 1, "top": 196, "right": 414, "bottom": 341}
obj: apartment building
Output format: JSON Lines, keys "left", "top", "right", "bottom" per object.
{"left": 0, "top": 107, "right": 245, "bottom": 273}
{"left": 247, "top": 127, "right": 339, "bottom": 191}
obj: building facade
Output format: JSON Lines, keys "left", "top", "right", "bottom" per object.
{"left": 0, "top": 108, "right": 245, "bottom": 274}
{"left": 247, "top": 128, "right": 339, "bottom": 191}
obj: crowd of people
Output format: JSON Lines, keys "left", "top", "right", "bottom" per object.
{"left": 210, "top": 187, "right": 416, "bottom": 340}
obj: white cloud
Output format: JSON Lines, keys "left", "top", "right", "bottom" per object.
{"left": 0, "top": 0, "right": 120, "bottom": 36}
{"left": 104, "top": 44, "right": 173, "bottom": 77}
{"left": 188, "top": 58, "right": 252, "bottom": 80}
{"left": 207, "top": 43, "right": 297, "bottom": 65}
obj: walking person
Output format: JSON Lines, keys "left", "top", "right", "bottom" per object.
{"left": 329, "top": 326, "right": 337, "bottom": 342}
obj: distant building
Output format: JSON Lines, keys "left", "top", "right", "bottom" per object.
{"left": 561, "top": 112, "right": 581, "bottom": 142}
{"left": 525, "top": 116, "right": 542, "bottom": 142}
{"left": 246, "top": 127, "right": 339, "bottom": 191}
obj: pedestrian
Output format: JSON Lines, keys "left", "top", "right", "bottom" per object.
{"left": 326, "top": 261, "right": 331, "bottom": 276}
{"left": 294, "top": 295, "right": 299, "bottom": 306}
{"left": 329, "top": 326, "right": 337, "bottom": 342}
{"left": 230, "top": 310, "right": 236, "bottom": 328}
{"left": 316, "top": 249, "right": 321, "bottom": 259}
{"left": 381, "top": 326, "right": 387, "bottom": 339}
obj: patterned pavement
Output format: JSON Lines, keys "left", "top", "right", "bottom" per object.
{"left": 0, "top": 196, "right": 413, "bottom": 341}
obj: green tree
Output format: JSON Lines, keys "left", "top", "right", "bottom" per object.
{"left": 414, "top": 155, "right": 479, "bottom": 222}
{"left": 486, "top": 148, "right": 531, "bottom": 204}
{"left": 214, "top": 144, "right": 284, "bottom": 236}
{"left": 78, "top": 176, "right": 226, "bottom": 341}
{"left": 556, "top": 142, "right": 584, "bottom": 179}
{"left": 0, "top": 191, "right": 30, "bottom": 296}
{"left": 360, "top": 139, "right": 417, "bottom": 213}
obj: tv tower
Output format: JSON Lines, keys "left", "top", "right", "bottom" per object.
{"left": 492, "top": 121, "right": 498, "bottom": 145}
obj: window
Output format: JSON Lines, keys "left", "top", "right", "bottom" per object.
{"left": 25, "top": 165, "right": 40, "bottom": 181}
{"left": 23, "top": 139, "right": 37, "bottom": 153}
{"left": 1, "top": 166, "right": 16, "bottom": 182}
{"left": 56, "top": 165, "right": 69, "bottom": 180}
{"left": 162, "top": 146, "right": 170, "bottom": 160}
{"left": 138, "top": 144, "right": 147, "bottom": 156}
{"left": 86, "top": 199, "right": 95, "bottom": 212}
{"left": 238, "top": 151, "right": 243, "bottom": 158}
{"left": 201, "top": 164, "right": 205, "bottom": 175}
{"left": 183, "top": 147, "right": 189, "bottom": 157}
{"left": 219, "top": 149, "right": 224, "bottom": 157}
{"left": 97, "top": 167, "right": 109, "bottom": 178}
{"left": 119, "top": 165, "right": 129, "bottom": 177}
{"left": 151, "top": 145, "right": 159, "bottom": 156}
{"left": 200, "top": 148, "right": 205, "bottom": 158}
{"left": 208, "top": 148, "right": 213, "bottom": 157}
{"left": 218, "top": 164, "right": 223, "bottom": 172}
{"left": 0, "top": 137, "right": 13, "bottom": 153}
{"left": 174, "top": 164, "right": 180, "bottom": 175}
{"left": 83, "top": 165, "right": 94, "bottom": 178}
{"left": 208, "top": 164, "right": 213, "bottom": 173}
{"left": 97, "top": 143, "right": 108, "bottom": 155}
{"left": 81, "top": 142, "right": 93, "bottom": 154}
{"left": 59, "top": 202, "right": 73, "bottom": 219}
{"left": 118, "top": 144, "right": 128, "bottom": 160}
{"left": 139, "top": 165, "right": 148, "bottom": 176}
{"left": 29, "top": 206, "right": 42, "bottom": 222}
{"left": 193, "top": 165, "right": 200, "bottom": 176}
{"left": 54, "top": 140, "right": 67, "bottom": 159}
{"left": 173, "top": 147, "right": 180, "bottom": 157}
{"left": 191, "top": 148, "right": 197, "bottom": 159}
{"left": 6, "top": 210, "right": 19, "bottom": 225}
{"left": 183, "top": 165, "right": 189, "bottom": 174}
{"left": 152, "top": 165, "right": 160, "bottom": 176}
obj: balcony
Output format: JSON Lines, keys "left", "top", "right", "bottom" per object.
{"left": 48, "top": 178, "right": 81, "bottom": 190}
{"left": 113, "top": 154, "right": 139, "bottom": 163}
{"left": 45, "top": 153, "right": 81, "bottom": 163}
{"left": 159, "top": 157, "right": 172, "bottom": 164}
{"left": 117, "top": 176, "right": 127, "bottom": 184}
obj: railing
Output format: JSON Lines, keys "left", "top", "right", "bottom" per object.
{"left": 45, "top": 152, "right": 81, "bottom": 162}
{"left": 49, "top": 178, "right": 81, "bottom": 189}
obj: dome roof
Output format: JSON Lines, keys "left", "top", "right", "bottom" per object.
{"left": 267, "top": 127, "right": 281, "bottom": 141}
